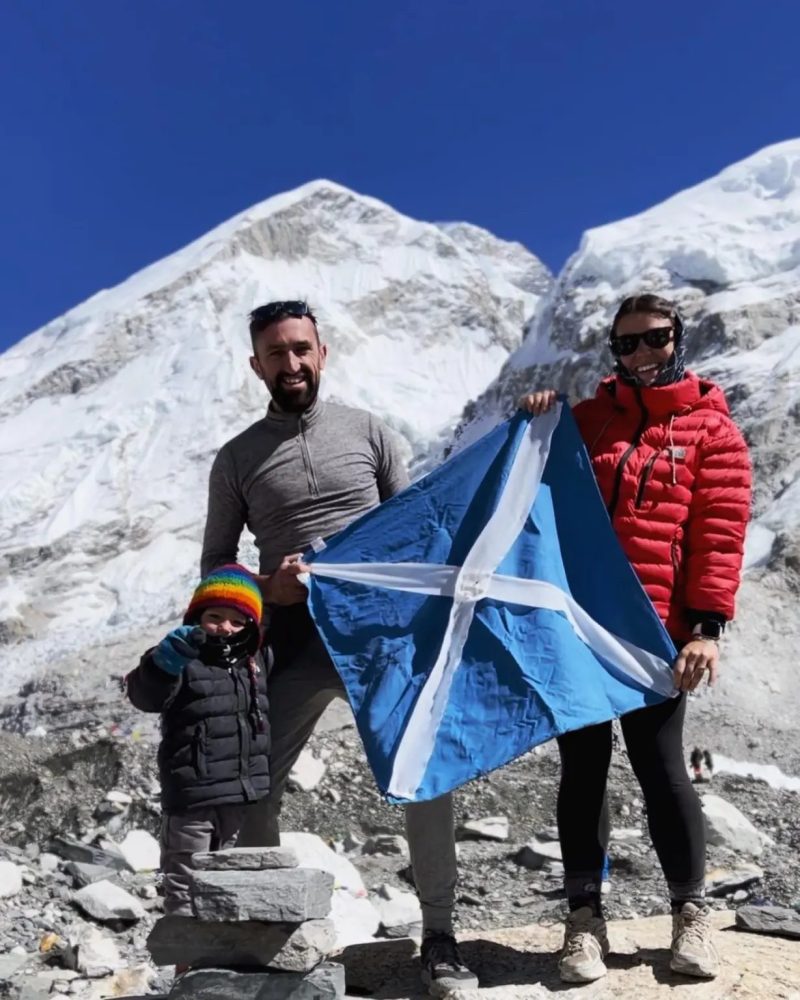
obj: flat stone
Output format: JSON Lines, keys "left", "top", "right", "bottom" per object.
{"left": 148, "top": 915, "right": 336, "bottom": 971}
{"left": 736, "top": 905, "right": 800, "bottom": 939}
{"left": 514, "top": 837, "right": 563, "bottom": 871}
{"left": 190, "top": 868, "right": 333, "bottom": 922}
{"left": 105, "top": 790, "right": 133, "bottom": 805}
{"left": 609, "top": 827, "right": 643, "bottom": 842}
{"left": 168, "top": 962, "right": 345, "bottom": 999}
{"left": 456, "top": 816, "right": 510, "bottom": 842}
{"left": 48, "top": 837, "right": 128, "bottom": 871}
{"left": 65, "top": 861, "right": 120, "bottom": 887}
{"left": 118, "top": 830, "right": 160, "bottom": 873}
{"left": 706, "top": 864, "right": 764, "bottom": 897}
{"left": 362, "top": 834, "right": 409, "bottom": 857}
{"left": 73, "top": 880, "right": 146, "bottom": 922}
{"left": 192, "top": 846, "right": 298, "bottom": 871}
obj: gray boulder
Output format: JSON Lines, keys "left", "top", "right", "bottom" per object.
{"left": 147, "top": 916, "right": 336, "bottom": 971}
{"left": 48, "top": 836, "right": 128, "bottom": 871}
{"left": 736, "top": 905, "right": 800, "bottom": 939}
{"left": 73, "top": 880, "right": 146, "bottom": 922}
{"left": 190, "top": 869, "right": 333, "bottom": 922}
{"left": 514, "top": 837, "right": 563, "bottom": 872}
{"left": 701, "top": 794, "right": 771, "bottom": 857}
{"left": 456, "top": 816, "right": 510, "bottom": 842}
{"left": 168, "top": 962, "right": 345, "bottom": 999}
{"left": 65, "top": 861, "right": 119, "bottom": 888}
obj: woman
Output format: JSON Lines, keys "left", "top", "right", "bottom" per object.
{"left": 520, "top": 293, "right": 751, "bottom": 983}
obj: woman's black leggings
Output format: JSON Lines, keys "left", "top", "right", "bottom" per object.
{"left": 556, "top": 693, "right": 705, "bottom": 902}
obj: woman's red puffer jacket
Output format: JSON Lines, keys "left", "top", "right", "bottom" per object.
{"left": 572, "top": 372, "right": 752, "bottom": 643}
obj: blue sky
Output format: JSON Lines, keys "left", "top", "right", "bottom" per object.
{"left": 1, "top": 0, "right": 798, "bottom": 351}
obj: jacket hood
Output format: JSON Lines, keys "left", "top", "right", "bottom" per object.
{"left": 596, "top": 372, "right": 732, "bottom": 420}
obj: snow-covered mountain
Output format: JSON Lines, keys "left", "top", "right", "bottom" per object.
{"left": 454, "top": 139, "right": 800, "bottom": 730}
{"left": 456, "top": 139, "right": 800, "bottom": 551}
{"left": 0, "top": 181, "right": 551, "bottom": 693}
{"left": 4, "top": 144, "right": 800, "bottom": 724}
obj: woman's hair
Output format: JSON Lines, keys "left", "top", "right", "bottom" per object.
{"left": 610, "top": 293, "right": 683, "bottom": 340}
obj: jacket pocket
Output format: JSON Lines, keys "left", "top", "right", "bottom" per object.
{"left": 192, "top": 723, "right": 208, "bottom": 778}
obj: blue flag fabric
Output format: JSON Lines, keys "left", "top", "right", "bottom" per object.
{"left": 304, "top": 403, "right": 677, "bottom": 804}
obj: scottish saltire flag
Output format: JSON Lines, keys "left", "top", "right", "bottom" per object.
{"left": 303, "top": 402, "right": 677, "bottom": 804}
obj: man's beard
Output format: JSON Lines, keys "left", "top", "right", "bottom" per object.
{"left": 268, "top": 372, "right": 320, "bottom": 413}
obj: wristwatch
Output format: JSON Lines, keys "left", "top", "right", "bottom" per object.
{"left": 692, "top": 620, "right": 724, "bottom": 641}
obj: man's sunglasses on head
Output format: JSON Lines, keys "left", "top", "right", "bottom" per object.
{"left": 608, "top": 326, "right": 674, "bottom": 357}
{"left": 250, "top": 300, "right": 314, "bottom": 325}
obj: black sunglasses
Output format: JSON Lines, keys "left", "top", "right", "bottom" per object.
{"left": 608, "top": 326, "right": 674, "bottom": 357}
{"left": 250, "top": 300, "right": 314, "bottom": 324}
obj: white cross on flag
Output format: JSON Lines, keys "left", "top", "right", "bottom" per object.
{"left": 304, "top": 403, "right": 677, "bottom": 803}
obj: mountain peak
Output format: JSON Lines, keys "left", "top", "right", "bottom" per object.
{"left": 0, "top": 184, "right": 550, "bottom": 689}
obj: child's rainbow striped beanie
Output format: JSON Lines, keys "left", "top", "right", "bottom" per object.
{"left": 184, "top": 564, "right": 263, "bottom": 625}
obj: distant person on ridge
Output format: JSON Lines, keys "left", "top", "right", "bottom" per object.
{"left": 690, "top": 746, "right": 705, "bottom": 783}
{"left": 200, "top": 301, "right": 476, "bottom": 996}
{"left": 520, "top": 293, "right": 751, "bottom": 983}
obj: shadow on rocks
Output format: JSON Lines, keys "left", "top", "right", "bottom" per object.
{"left": 337, "top": 937, "right": 618, "bottom": 997}
{"left": 621, "top": 947, "right": 676, "bottom": 985}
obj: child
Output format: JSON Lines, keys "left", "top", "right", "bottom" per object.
{"left": 126, "top": 564, "right": 270, "bottom": 915}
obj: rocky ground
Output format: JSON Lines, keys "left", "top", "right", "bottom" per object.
{"left": 0, "top": 665, "right": 799, "bottom": 998}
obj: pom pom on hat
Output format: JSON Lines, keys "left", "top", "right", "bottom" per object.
{"left": 184, "top": 564, "right": 263, "bottom": 625}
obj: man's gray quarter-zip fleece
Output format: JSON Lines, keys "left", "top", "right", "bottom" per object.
{"left": 201, "top": 398, "right": 409, "bottom": 576}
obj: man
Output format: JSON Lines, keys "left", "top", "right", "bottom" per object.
{"left": 201, "top": 301, "right": 477, "bottom": 995}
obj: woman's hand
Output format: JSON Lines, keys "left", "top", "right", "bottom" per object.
{"left": 518, "top": 389, "right": 558, "bottom": 415}
{"left": 673, "top": 639, "right": 720, "bottom": 692}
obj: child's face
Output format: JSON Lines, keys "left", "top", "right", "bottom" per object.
{"left": 199, "top": 606, "right": 249, "bottom": 636}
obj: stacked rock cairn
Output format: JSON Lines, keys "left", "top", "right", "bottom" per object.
{"left": 147, "top": 845, "right": 344, "bottom": 999}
